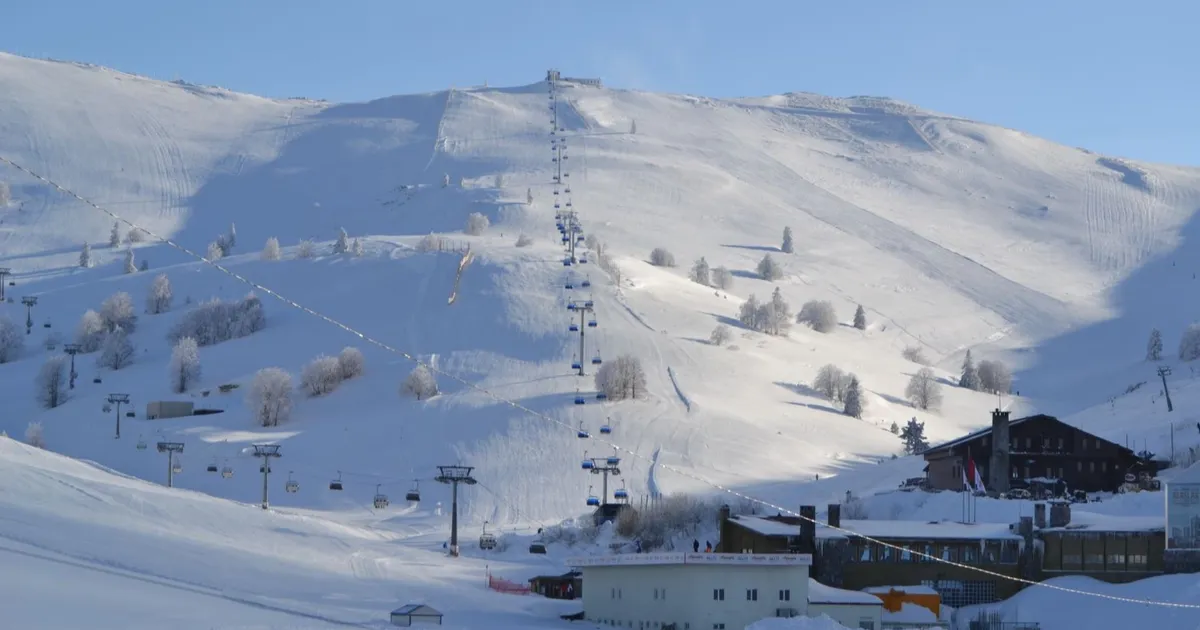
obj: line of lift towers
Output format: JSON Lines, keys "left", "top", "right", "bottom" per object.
{"left": 547, "top": 72, "right": 632, "bottom": 518}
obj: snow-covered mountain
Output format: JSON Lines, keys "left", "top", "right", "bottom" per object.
{"left": 2, "top": 51, "right": 1199, "bottom": 529}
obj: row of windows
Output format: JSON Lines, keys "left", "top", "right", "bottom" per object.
{"left": 612, "top": 587, "right": 792, "bottom": 602}
{"left": 951, "top": 461, "right": 1110, "bottom": 483}
{"left": 981, "top": 435, "right": 1108, "bottom": 451}
{"left": 1043, "top": 533, "right": 1154, "bottom": 572}
{"left": 850, "top": 539, "right": 1020, "bottom": 564}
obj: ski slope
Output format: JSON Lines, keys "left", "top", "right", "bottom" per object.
{"left": 2, "top": 52, "right": 1200, "bottom": 531}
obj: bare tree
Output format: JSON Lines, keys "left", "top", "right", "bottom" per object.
{"left": 75, "top": 310, "right": 106, "bottom": 352}
{"left": 295, "top": 239, "right": 316, "bottom": 259}
{"left": 96, "top": 327, "right": 136, "bottom": 370}
{"left": 416, "top": 234, "right": 445, "bottom": 252}
{"left": 0, "top": 182, "right": 9, "bottom": 207}
{"left": 757, "top": 253, "right": 783, "bottom": 281}
{"left": 649, "top": 247, "right": 676, "bottom": 267}
{"left": 813, "top": 364, "right": 846, "bottom": 400}
{"left": 247, "top": 368, "right": 293, "bottom": 427}
{"left": 123, "top": 248, "right": 136, "bottom": 274}
{"left": 402, "top": 364, "right": 439, "bottom": 400}
{"left": 1147, "top": 328, "right": 1163, "bottom": 361}
{"left": 206, "top": 241, "right": 224, "bottom": 261}
{"left": 126, "top": 227, "right": 146, "bottom": 243}
{"left": 168, "top": 337, "right": 201, "bottom": 393}
{"left": 1177, "top": 324, "right": 1200, "bottom": 360}
{"left": 301, "top": 355, "right": 343, "bottom": 396}
{"left": 710, "top": 324, "right": 732, "bottom": 346}
{"left": 465, "top": 212, "right": 490, "bottom": 235}
{"left": 905, "top": 368, "right": 943, "bottom": 411}
{"left": 25, "top": 421, "right": 45, "bottom": 449}
{"left": 146, "top": 273, "right": 172, "bottom": 314}
{"left": 594, "top": 354, "right": 647, "bottom": 401}
{"left": 35, "top": 355, "right": 69, "bottom": 409}
{"left": 99, "top": 292, "right": 137, "bottom": 332}
{"left": 902, "top": 346, "right": 931, "bottom": 365}
{"left": 977, "top": 359, "right": 1013, "bottom": 394}
{"left": 797, "top": 300, "right": 837, "bottom": 333}
{"left": 711, "top": 266, "right": 733, "bottom": 291}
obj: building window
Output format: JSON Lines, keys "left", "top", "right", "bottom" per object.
{"left": 1026, "top": 437, "right": 1032, "bottom": 449}
{"left": 859, "top": 620, "right": 876, "bottom": 630}
{"left": 713, "top": 625, "right": 726, "bottom": 630}
{"left": 1090, "top": 462, "right": 1096, "bottom": 472}
{"left": 1077, "top": 461, "right": 1083, "bottom": 472}
{"left": 653, "top": 588, "right": 659, "bottom": 600}
{"left": 982, "top": 436, "right": 989, "bottom": 446}
{"left": 713, "top": 588, "right": 725, "bottom": 601}
{"left": 611, "top": 588, "right": 616, "bottom": 599}
{"left": 1102, "top": 462, "right": 1108, "bottom": 472}
{"left": 746, "top": 588, "right": 759, "bottom": 601}
{"left": 1058, "top": 438, "right": 1064, "bottom": 449}
{"left": 1057, "top": 467, "right": 1064, "bottom": 478}
{"left": 779, "top": 589, "right": 791, "bottom": 601}
{"left": 1128, "top": 554, "right": 1148, "bottom": 569}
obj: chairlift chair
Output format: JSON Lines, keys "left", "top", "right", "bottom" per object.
{"left": 405, "top": 480, "right": 421, "bottom": 502}
{"left": 614, "top": 481, "right": 629, "bottom": 501}
{"left": 606, "top": 452, "right": 620, "bottom": 466}
{"left": 561, "top": 235, "right": 569, "bottom": 245}
{"left": 172, "top": 460, "right": 183, "bottom": 474}
{"left": 373, "top": 484, "right": 389, "bottom": 509}
{"left": 579, "top": 255, "right": 588, "bottom": 264}
{"left": 207, "top": 458, "right": 218, "bottom": 473}
{"left": 587, "top": 318, "right": 597, "bottom": 328}
{"left": 42, "top": 320, "right": 51, "bottom": 329}
{"left": 599, "top": 420, "right": 612, "bottom": 434}
{"left": 591, "top": 355, "right": 602, "bottom": 365}
{"left": 574, "top": 392, "right": 585, "bottom": 405}
{"left": 329, "top": 471, "right": 344, "bottom": 491}
{"left": 136, "top": 435, "right": 147, "bottom": 451}
{"left": 586, "top": 487, "right": 600, "bottom": 507}
{"left": 577, "top": 422, "right": 590, "bottom": 439}
{"left": 260, "top": 466, "right": 271, "bottom": 473}
{"left": 596, "top": 391, "right": 608, "bottom": 401}
{"left": 221, "top": 465, "right": 233, "bottom": 479}
{"left": 584, "top": 300, "right": 594, "bottom": 309}
{"left": 565, "top": 200, "right": 573, "bottom": 208}
{"left": 285, "top": 471, "right": 299, "bottom": 493}
{"left": 565, "top": 186, "right": 572, "bottom": 193}
{"left": 568, "top": 322, "right": 579, "bottom": 332}
{"left": 571, "top": 357, "right": 582, "bottom": 371}
{"left": 582, "top": 452, "right": 595, "bottom": 470}
{"left": 562, "top": 258, "right": 572, "bottom": 267}
{"left": 581, "top": 276, "right": 591, "bottom": 288}
{"left": 566, "top": 301, "right": 577, "bottom": 310}
{"left": 479, "top": 521, "right": 497, "bottom": 550}
{"left": 554, "top": 201, "right": 560, "bottom": 209}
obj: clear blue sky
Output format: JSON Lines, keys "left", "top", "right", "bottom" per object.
{"left": 5, "top": 1, "right": 1198, "bottom": 165}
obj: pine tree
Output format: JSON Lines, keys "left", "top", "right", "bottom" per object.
{"left": 332, "top": 227, "right": 349, "bottom": 254}
{"left": 227, "top": 223, "right": 237, "bottom": 250}
{"left": 899, "top": 418, "right": 929, "bottom": 454}
{"left": 889, "top": 421, "right": 899, "bottom": 434}
{"left": 959, "top": 349, "right": 980, "bottom": 391}
{"left": 351, "top": 238, "right": 364, "bottom": 257}
{"left": 689, "top": 257, "right": 710, "bottom": 286}
{"left": 853, "top": 305, "right": 867, "bottom": 330}
{"left": 443, "top": 173, "right": 450, "bottom": 188}
{"left": 109, "top": 222, "right": 120, "bottom": 247}
{"left": 757, "top": 254, "right": 783, "bottom": 281}
{"left": 1147, "top": 328, "right": 1163, "bottom": 361}
{"left": 630, "top": 119, "right": 637, "bottom": 134}
{"left": 123, "top": 248, "right": 136, "bottom": 274}
{"left": 842, "top": 375, "right": 865, "bottom": 418}
{"left": 766, "top": 287, "right": 792, "bottom": 335}
{"left": 79, "top": 242, "right": 92, "bottom": 268}
{"left": 781, "top": 226, "right": 794, "bottom": 254}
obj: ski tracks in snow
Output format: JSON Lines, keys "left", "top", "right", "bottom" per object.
{"left": 132, "top": 109, "right": 192, "bottom": 219}
{"left": 666, "top": 366, "right": 692, "bottom": 413}
{"left": 646, "top": 446, "right": 663, "bottom": 499}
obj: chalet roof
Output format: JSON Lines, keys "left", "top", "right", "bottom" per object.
{"left": 1039, "top": 513, "right": 1164, "bottom": 533}
{"left": 729, "top": 515, "right": 1021, "bottom": 540}
{"left": 924, "top": 413, "right": 1133, "bottom": 456}
{"left": 566, "top": 552, "right": 812, "bottom": 568}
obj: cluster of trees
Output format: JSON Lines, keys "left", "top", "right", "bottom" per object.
{"left": 300, "top": 347, "right": 365, "bottom": 397}
{"left": 649, "top": 247, "right": 676, "bottom": 267}
{"left": 79, "top": 224, "right": 151, "bottom": 269}
{"left": 595, "top": 354, "right": 648, "bottom": 401}
{"left": 0, "top": 316, "right": 23, "bottom": 363}
{"left": 167, "top": 293, "right": 265, "bottom": 347}
{"left": 208, "top": 223, "right": 237, "bottom": 260}
{"left": 332, "top": 228, "right": 365, "bottom": 256}
{"left": 1163, "top": 325, "right": 1200, "bottom": 362}
{"left": 958, "top": 350, "right": 1012, "bottom": 394}
{"left": 902, "top": 346, "right": 930, "bottom": 365}
{"left": 812, "top": 364, "right": 865, "bottom": 418}
{"left": 738, "top": 288, "right": 791, "bottom": 335}
{"left": 689, "top": 257, "right": 733, "bottom": 290}
{"left": 614, "top": 493, "right": 756, "bottom": 552}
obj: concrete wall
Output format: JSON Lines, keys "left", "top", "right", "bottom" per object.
{"left": 146, "top": 401, "right": 194, "bottom": 420}
{"left": 579, "top": 563, "right": 810, "bottom": 629}
{"left": 808, "top": 602, "right": 882, "bottom": 629}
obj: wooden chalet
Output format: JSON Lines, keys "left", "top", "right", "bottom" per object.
{"left": 923, "top": 410, "right": 1140, "bottom": 494}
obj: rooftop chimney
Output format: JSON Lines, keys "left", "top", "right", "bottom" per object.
{"left": 1033, "top": 503, "right": 1046, "bottom": 529}
{"left": 799, "top": 505, "right": 816, "bottom": 554}
{"left": 988, "top": 409, "right": 1012, "bottom": 493}
{"left": 1049, "top": 502, "right": 1071, "bottom": 528}
{"left": 827, "top": 504, "right": 841, "bottom": 530}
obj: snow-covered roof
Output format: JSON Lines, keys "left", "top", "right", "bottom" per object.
{"left": 565, "top": 552, "right": 812, "bottom": 568}
{"left": 883, "top": 602, "right": 938, "bottom": 623}
{"left": 1169, "top": 462, "right": 1200, "bottom": 484}
{"left": 925, "top": 413, "right": 1132, "bottom": 455}
{"left": 1040, "top": 512, "right": 1163, "bottom": 533}
{"left": 862, "top": 585, "right": 939, "bottom": 595}
{"left": 730, "top": 515, "right": 1021, "bottom": 540}
{"left": 808, "top": 579, "right": 884, "bottom": 605}
{"left": 391, "top": 604, "right": 441, "bottom": 616}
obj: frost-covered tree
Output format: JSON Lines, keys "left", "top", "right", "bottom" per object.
{"left": 79, "top": 242, "right": 92, "bottom": 268}
{"left": 168, "top": 337, "right": 200, "bottom": 393}
{"left": 0, "top": 182, "right": 9, "bottom": 206}
{"left": 402, "top": 364, "right": 439, "bottom": 400}
{"left": 25, "top": 421, "right": 45, "bottom": 449}
{"left": 206, "top": 241, "right": 224, "bottom": 261}
{"left": 905, "top": 367, "right": 943, "bottom": 411}
{"left": 261, "top": 237, "right": 281, "bottom": 261}
{"left": 332, "top": 228, "right": 349, "bottom": 254}
{"left": 226, "top": 223, "right": 237, "bottom": 251}
{"left": 97, "top": 327, "right": 135, "bottom": 370}
{"left": 797, "top": 300, "right": 837, "bottom": 333}
{"left": 167, "top": 293, "right": 264, "bottom": 347}
{"left": 813, "top": 364, "right": 846, "bottom": 401}
{"left": 710, "top": 324, "right": 732, "bottom": 346}
{"left": 630, "top": 119, "right": 637, "bottom": 134}
{"left": 35, "top": 355, "right": 69, "bottom": 409}
{"left": 711, "top": 266, "right": 733, "bottom": 291}
{"left": 126, "top": 227, "right": 146, "bottom": 243}
{"left": 301, "top": 355, "right": 343, "bottom": 397}
{"left": 842, "top": 375, "right": 865, "bottom": 418}
{"left": 585, "top": 234, "right": 603, "bottom": 254}
{"left": 649, "top": 247, "right": 676, "bottom": 267}
{"left": 338, "top": 346, "right": 365, "bottom": 380}
{"left": 443, "top": 173, "right": 450, "bottom": 188}
{"left": 416, "top": 234, "right": 444, "bottom": 252}
{"left": 99, "top": 292, "right": 137, "bottom": 333}
{"left": 595, "top": 354, "right": 647, "bottom": 401}
{"left": 757, "top": 254, "right": 783, "bottom": 281}
{"left": 123, "top": 248, "right": 136, "bottom": 274}
{"left": 781, "top": 226, "right": 794, "bottom": 254}
{"left": 247, "top": 367, "right": 293, "bottom": 427}
{"left": 738, "top": 294, "right": 765, "bottom": 331}
{"left": 494, "top": 173, "right": 504, "bottom": 188}
{"left": 515, "top": 233, "right": 533, "bottom": 248}
{"left": 900, "top": 418, "right": 929, "bottom": 454}
{"left": 234, "top": 292, "right": 266, "bottom": 337}
{"left": 853, "top": 305, "right": 867, "bottom": 330}
{"left": 351, "top": 238, "right": 365, "bottom": 257}
{"left": 146, "top": 273, "right": 172, "bottom": 314}
{"left": 295, "top": 239, "right": 316, "bottom": 259}
{"left": 526, "top": 188, "right": 533, "bottom": 205}
{"left": 465, "top": 212, "right": 490, "bottom": 235}
{"left": 765, "top": 287, "right": 792, "bottom": 336}
{"left": 959, "top": 350, "right": 980, "bottom": 390}
{"left": 0, "top": 316, "right": 22, "bottom": 364}
{"left": 977, "top": 359, "right": 1013, "bottom": 394}
{"left": 689, "top": 257, "right": 710, "bottom": 285}
{"left": 1147, "top": 328, "right": 1163, "bottom": 361}
{"left": 889, "top": 421, "right": 899, "bottom": 435}
{"left": 1180, "top": 324, "right": 1200, "bottom": 361}
{"left": 902, "top": 346, "right": 930, "bottom": 365}
{"left": 139, "top": 259, "right": 149, "bottom": 272}
{"left": 75, "top": 310, "right": 106, "bottom": 352}
{"left": 109, "top": 222, "right": 121, "bottom": 247}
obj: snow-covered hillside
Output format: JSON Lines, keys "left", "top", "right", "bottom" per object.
{"left": 2, "top": 52, "right": 1200, "bottom": 528}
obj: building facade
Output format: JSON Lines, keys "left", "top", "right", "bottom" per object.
{"left": 565, "top": 552, "right": 812, "bottom": 630}
{"left": 923, "top": 410, "right": 1139, "bottom": 493}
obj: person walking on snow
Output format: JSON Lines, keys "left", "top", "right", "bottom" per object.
{"left": 693, "top": 539, "right": 700, "bottom": 553}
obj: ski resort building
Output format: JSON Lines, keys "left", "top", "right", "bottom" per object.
{"left": 145, "top": 401, "right": 194, "bottom": 420}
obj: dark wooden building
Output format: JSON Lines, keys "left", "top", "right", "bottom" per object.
{"left": 923, "top": 410, "right": 1140, "bottom": 493}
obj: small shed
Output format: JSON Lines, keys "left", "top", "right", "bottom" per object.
{"left": 146, "top": 401, "right": 194, "bottom": 420}
{"left": 807, "top": 579, "right": 884, "bottom": 630}
{"left": 390, "top": 604, "right": 443, "bottom": 627}
{"left": 529, "top": 570, "right": 582, "bottom": 599}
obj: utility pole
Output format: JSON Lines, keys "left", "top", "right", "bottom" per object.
{"left": 567, "top": 298, "right": 595, "bottom": 376}
{"left": 156, "top": 441, "right": 185, "bottom": 487}
{"left": 587, "top": 455, "right": 621, "bottom": 505}
{"left": 1158, "top": 366, "right": 1174, "bottom": 413}
{"left": 435, "top": 465, "right": 477, "bottom": 557}
{"left": 107, "top": 393, "right": 130, "bottom": 439}
{"left": 63, "top": 344, "right": 80, "bottom": 389}
{"left": 0, "top": 267, "right": 10, "bottom": 300}
{"left": 21, "top": 296, "right": 37, "bottom": 335}
{"left": 251, "top": 444, "right": 282, "bottom": 510}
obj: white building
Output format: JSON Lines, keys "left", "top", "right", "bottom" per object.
{"left": 807, "top": 580, "right": 883, "bottom": 629}
{"left": 565, "top": 552, "right": 812, "bottom": 630}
